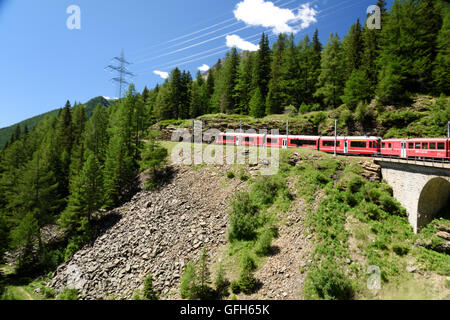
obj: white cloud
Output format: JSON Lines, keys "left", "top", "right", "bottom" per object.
{"left": 226, "top": 34, "right": 259, "bottom": 51}
{"left": 233, "top": 0, "right": 317, "bottom": 34}
{"left": 103, "top": 96, "right": 118, "bottom": 100}
{"left": 198, "top": 64, "right": 210, "bottom": 72}
{"left": 153, "top": 70, "right": 169, "bottom": 79}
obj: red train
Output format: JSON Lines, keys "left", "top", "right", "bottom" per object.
{"left": 216, "top": 132, "right": 450, "bottom": 161}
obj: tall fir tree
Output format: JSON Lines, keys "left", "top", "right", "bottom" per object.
{"left": 315, "top": 33, "right": 346, "bottom": 109}
{"left": 252, "top": 33, "right": 271, "bottom": 101}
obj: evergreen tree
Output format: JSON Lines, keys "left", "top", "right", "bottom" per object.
{"left": 85, "top": 104, "right": 109, "bottom": 164}
{"left": 433, "top": 1, "right": 450, "bottom": 95}
{"left": 308, "top": 29, "right": 323, "bottom": 105}
{"left": 220, "top": 47, "right": 240, "bottom": 113}
{"left": 342, "top": 69, "right": 373, "bottom": 109}
{"left": 140, "top": 130, "right": 168, "bottom": 181}
{"left": 266, "top": 34, "right": 287, "bottom": 115}
{"left": 60, "top": 152, "right": 103, "bottom": 241}
{"left": 10, "top": 212, "right": 40, "bottom": 273}
{"left": 55, "top": 100, "right": 73, "bottom": 199}
{"left": 154, "top": 81, "right": 172, "bottom": 120}
{"left": 205, "top": 70, "right": 215, "bottom": 113}
{"left": 377, "top": 0, "right": 442, "bottom": 104}
{"left": 69, "top": 104, "right": 86, "bottom": 180}
{"left": 315, "top": 34, "right": 346, "bottom": 109}
{"left": 189, "top": 81, "right": 204, "bottom": 118}
{"left": 252, "top": 33, "right": 271, "bottom": 101}
{"left": 103, "top": 135, "right": 135, "bottom": 207}
{"left": 344, "top": 19, "right": 363, "bottom": 78}
{"left": 235, "top": 53, "right": 254, "bottom": 114}
{"left": 249, "top": 87, "right": 265, "bottom": 118}
{"left": 180, "top": 71, "right": 193, "bottom": 119}
{"left": 168, "top": 68, "right": 184, "bottom": 119}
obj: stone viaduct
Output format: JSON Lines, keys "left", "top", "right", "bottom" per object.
{"left": 374, "top": 158, "right": 450, "bottom": 233}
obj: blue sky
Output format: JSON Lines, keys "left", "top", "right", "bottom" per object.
{"left": 0, "top": 0, "right": 391, "bottom": 128}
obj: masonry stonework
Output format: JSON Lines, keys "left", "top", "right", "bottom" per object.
{"left": 377, "top": 161, "right": 450, "bottom": 233}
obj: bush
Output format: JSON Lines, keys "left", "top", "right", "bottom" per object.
{"left": 230, "top": 281, "right": 241, "bottom": 294}
{"left": 214, "top": 264, "right": 229, "bottom": 298}
{"left": 180, "top": 261, "right": 198, "bottom": 300}
{"left": 57, "top": 288, "right": 78, "bottom": 300}
{"left": 237, "top": 271, "right": 258, "bottom": 295}
{"left": 228, "top": 193, "right": 260, "bottom": 241}
{"left": 226, "top": 171, "right": 235, "bottom": 179}
{"left": 64, "top": 241, "right": 80, "bottom": 262}
{"left": 142, "top": 273, "right": 158, "bottom": 300}
{"left": 255, "top": 231, "right": 273, "bottom": 256}
{"left": 392, "top": 243, "right": 409, "bottom": 256}
{"left": 306, "top": 265, "right": 354, "bottom": 300}
{"left": 380, "top": 194, "right": 404, "bottom": 216}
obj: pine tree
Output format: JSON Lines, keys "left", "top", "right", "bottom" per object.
{"left": 85, "top": 104, "right": 109, "bottom": 164}
{"left": 140, "top": 130, "right": 168, "bottom": 186}
{"left": 433, "top": 1, "right": 450, "bottom": 95}
{"left": 10, "top": 212, "right": 40, "bottom": 273}
{"left": 377, "top": 0, "right": 442, "bottom": 104}
{"left": 266, "top": 34, "right": 287, "bottom": 115}
{"left": 220, "top": 47, "right": 240, "bottom": 113}
{"left": 342, "top": 69, "right": 373, "bottom": 109}
{"left": 168, "top": 68, "right": 184, "bottom": 119}
{"left": 60, "top": 152, "right": 103, "bottom": 240}
{"left": 344, "top": 19, "right": 363, "bottom": 78}
{"left": 154, "top": 81, "right": 172, "bottom": 120}
{"left": 235, "top": 53, "right": 254, "bottom": 114}
{"left": 315, "top": 33, "right": 346, "bottom": 109}
{"left": 249, "top": 87, "right": 265, "bottom": 118}
{"left": 103, "top": 135, "right": 135, "bottom": 207}
{"left": 252, "top": 33, "right": 271, "bottom": 101}
{"left": 69, "top": 104, "right": 86, "bottom": 180}
{"left": 189, "top": 80, "right": 203, "bottom": 118}
{"left": 205, "top": 70, "right": 215, "bottom": 113}
{"left": 180, "top": 71, "right": 193, "bottom": 119}
{"left": 55, "top": 100, "right": 73, "bottom": 199}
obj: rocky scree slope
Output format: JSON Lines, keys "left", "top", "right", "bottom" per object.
{"left": 50, "top": 165, "right": 246, "bottom": 300}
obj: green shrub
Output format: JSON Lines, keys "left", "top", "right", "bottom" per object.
{"left": 142, "top": 273, "right": 158, "bottom": 300}
{"left": 64, "top": 241, "right": 79, "bottom": 262}
{"left": 214, "top": 264, "right": 229, "bottom": 298}
{"left": 57, "top": 288, "right": 78, "bottom": 300}
{"left": 240, "top": 252, "right": 256, "bottom": 272}
{"left": 180, "top": 261, "right": 197, "bottom": 299}
{"left": 230, "top": 281, "right": 241, "bottom": 294}
{"left": 255, "top": 231, "right": 273, "bottom": 256}
{"left": 380, "top": 194, "right": 404, "bottom": 216}
{"left": 237, "top": 271, "right": 258, "bottom": 295}
{"left": 226, "top": 171, "right": 235, "bottom": 179}
{"left": 305, "top": 265, "right": 354, "bottom": 300}
{"left": 228, "top": 193, "right": 260, "bottom": 241}
{"left": 392, "top": 243, "right": 409, "bottom": 256}
{"left": 41, "top": 286, "right": 56, "bottom": 299}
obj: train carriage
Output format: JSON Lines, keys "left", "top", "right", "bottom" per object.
{"left": 381, "top": 138, "right": 450, "bottom": 160}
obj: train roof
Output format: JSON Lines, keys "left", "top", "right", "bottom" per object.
{"left": 219, "top": 132, "right": 381, "bottom": 140}
{"left": 382, "top": 138, "right": 449, "bottom": 141}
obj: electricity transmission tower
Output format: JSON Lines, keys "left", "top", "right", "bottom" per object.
{"left": 105, "top": 49, "right": 134, "bottom": 98}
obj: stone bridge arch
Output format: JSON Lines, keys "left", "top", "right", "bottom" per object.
{"left": 417, "top": 177, "right": 450, "bottom": 230}
{"left": 376, "top": 159, "right": 450, "bottom": 233}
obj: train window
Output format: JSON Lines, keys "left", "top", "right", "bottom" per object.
{"left": 290, "top": 139, "right": 317, "bottom": 147}
{"left": 438, "top": 142, "right": 445, "bottom": 150}
{"left": 373, "top": 142, "right": 379, "bottom": 148}
{"left": 388, "top": 143, "right": 392, "bottom": 148}
{"left": 408, "top": 143, "right": 414, "bottom": 149}
{"left": 266, "top": 138, "right": 278, "bottom": 144}
{"left": 430, "top": 142, "right": 436, "bottom": 149}
{"left": 322, "top": 141, "right": 340, "bottom": 147}
{"left": 422, "top": 143, "right": 428, "bottom": 149}
{"left": 243, "top": 137, "right": 254, "bottom": 142}
{"left": 224, "top": 136, "right": 234, "bottom": 141}
{"left": 382, "top": 142, "right": 386, "bottom": 148}
{"left": 415, "top": 143, "right": 421, "bottom": 149}
{"left": 369, "top": 142, "right": 372, "bottom": 148}
{"left": 350, "top": 141, "right": 367, "bottom": 148}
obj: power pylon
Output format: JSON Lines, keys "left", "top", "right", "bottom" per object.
{"left": 105, "top": 49, "right": 134, "bottom": 98}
